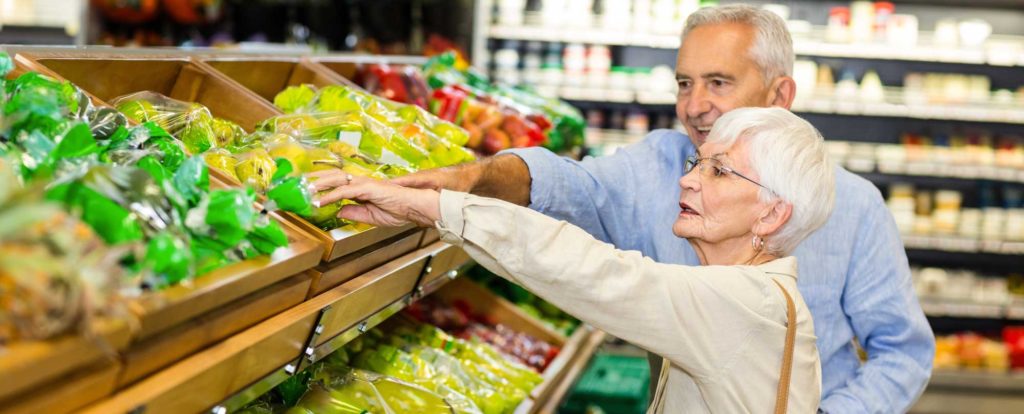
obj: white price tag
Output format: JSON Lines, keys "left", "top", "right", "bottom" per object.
{"left": 337, "top": 131, "right": 362, "bottom": 148}
{"left": 380, "top": 149, "right": 411, "bottom": 167}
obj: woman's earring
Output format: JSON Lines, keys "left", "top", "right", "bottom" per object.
{"left": 752, "top": 235, "right": 765, "bottom": 252}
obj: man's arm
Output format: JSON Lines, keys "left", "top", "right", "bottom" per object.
{"left": 393, "top": 130, "right": 688, "bottom": 248}
{"left": 819, "top": 194, "right": 934, "bottom": 413}
{"left": 391, "top": 154, "right": 533, "bottom": 206}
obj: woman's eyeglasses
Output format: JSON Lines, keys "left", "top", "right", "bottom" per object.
{"left": 684, "top": 155, "right": 778, "bottom": 197}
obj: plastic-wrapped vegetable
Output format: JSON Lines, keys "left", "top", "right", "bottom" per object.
{"left": 0, "top": 157, "right": 126, "bottom": 343}
{"left": 257, "top": 112, "right": 417, "bottom": 177}
{"left": 358, "top": 63, "right": 431, "bottom": 109}
{"left": 1, "top": 65, "right": 290, "bottom": 291}
{"left": 272, "top": 85, "right": 474, "bottom": 168}
{"left": 112, "top": 91, "right": 244, "bottom": 154}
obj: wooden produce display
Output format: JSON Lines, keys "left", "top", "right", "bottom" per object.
{"left": 15, "top": 50, "right": 422, "bottom": 266}
{"left": 200, "top": 55, "right": 427, "bottom": 263}
{"left": 303, "top": 54, "right": 444, "bottom": 248}
{"left": 77, "top": 242, "right": 467, "bottom": 414}
{"left": 200, "top": 56, "right": 356, "bottom": 102}
{"left": 430, "top": 277, "right": 601, "bottom": 410}
{"left": 2, "top": 51, "right": 325, "bottom": 399}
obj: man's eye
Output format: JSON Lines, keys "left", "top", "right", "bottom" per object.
{"left": 678, "top": 80, "right": 692, "bottom": 88}
{"left": 712, "top": 166, "right": 726, "bottom": 177}
{"left": 711, "top": 79, "right": 727, "bottom": 87}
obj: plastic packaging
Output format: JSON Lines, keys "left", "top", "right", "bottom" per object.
{"left": 0, "top": 157, "right": 126, "bottom": 343}
{"left": 112, "top": 91, "right": 246, "bottom": 154}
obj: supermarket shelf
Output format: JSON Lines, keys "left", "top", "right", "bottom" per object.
{"left": 488, "top": 24, "right": 1024, "bottom": 67}
{"left": 920, "top": 299, "right": 1024, "bottom": 320}
{"left": 912, "top": 371, "right": 1024, "bottom": 414}
{"left": 216, "top": 247, "right": 472, "bottom": 413}
{"left": 791, "top": 95, "right": 1024, "bottom": 125}
{"left": 558, "top": 87, "right": 1024, "bottom": 125}
{"left": 903, "top": 235, "right": 1024, "bottom": 256}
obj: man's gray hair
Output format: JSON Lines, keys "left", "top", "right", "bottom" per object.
{"left": 682, "top": 4, "right": 794, "bottom": 83}
{"left": 705, "top": 107, "right": 835, "bottom": 256}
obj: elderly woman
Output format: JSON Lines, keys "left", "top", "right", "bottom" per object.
{"left": 313, "top": 107, "right": 834, "bottom": 413}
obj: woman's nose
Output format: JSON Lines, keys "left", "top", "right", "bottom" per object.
{"left": 679, "top": 170, "right": 700, "bottom": 192}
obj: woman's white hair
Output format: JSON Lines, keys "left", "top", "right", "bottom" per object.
{"left": 682, "top": 4, "right": 794, "bottom": 84}
{"left": 706, "top": 107, "right": 835, "bottom": 256}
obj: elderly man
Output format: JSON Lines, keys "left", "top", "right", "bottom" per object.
{"left": 355, "top": 4, "right": 933, "bottom": 413}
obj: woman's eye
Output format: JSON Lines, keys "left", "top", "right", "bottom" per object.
{"left": 712, "top": 166, "right": 725, "bottom": 177}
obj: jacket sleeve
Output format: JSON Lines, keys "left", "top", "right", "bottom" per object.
{"left": 503, "top": 130, "right": 685, "bottom": 251}
{"left": 436, "top": 190, "right": 772, "bottom": 379}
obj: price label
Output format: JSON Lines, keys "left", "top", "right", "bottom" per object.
{"left": 337, "top": 131, "right": 362, "bottom": 148}
{"left": 380, "top": 149, "right": 411, "bottom": 167}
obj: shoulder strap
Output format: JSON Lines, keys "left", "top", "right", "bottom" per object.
{"left": 771, "top": 279, "right": 798, "bottom": 414}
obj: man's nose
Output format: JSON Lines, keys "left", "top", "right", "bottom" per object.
{"left": 685, "top": 83, "right": 712, "bottom": 118}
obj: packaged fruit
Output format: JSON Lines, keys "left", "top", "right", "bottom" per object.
{"left": 112, "top": 91, "right": 245, "bottom": 154}
{"left": 234, "top": 149, "right": 277, "bottom": 192}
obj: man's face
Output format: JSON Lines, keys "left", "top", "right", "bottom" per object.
{"left": 676, "top": 22, "right": 773, "bottom": 146}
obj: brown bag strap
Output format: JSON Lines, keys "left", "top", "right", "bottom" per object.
{"left": 772, "top": 279, "right": 798, "bottom": 414}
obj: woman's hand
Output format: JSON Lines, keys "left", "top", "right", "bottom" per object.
{"left": 309, "top": 170, "right": 441, "bottom": 228}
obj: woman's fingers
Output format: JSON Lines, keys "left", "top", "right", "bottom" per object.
{"left": 314, "top": 184, "right": 361, "bottom": 207}
{"left": 310, "top": 172, "right": 354, "bottom": 192}
{"left": 337, "top": 204, "right": 374, "bottom": 224}
{"left": 306, "top": 169, "right": 342, "bottom": 179}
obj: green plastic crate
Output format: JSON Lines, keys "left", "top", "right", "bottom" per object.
{"left": 560, "top": 354, "right": 650, "bottom": 414}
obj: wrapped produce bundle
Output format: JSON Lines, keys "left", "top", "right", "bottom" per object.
{"left": 0, "top": 57, "right": 289, "bottom": 290}
{"left": 0, "top": 157, "right": 126, "bottom": 344}
{"left": 273, "top": 84, "right": 474, "bottom": 167}
{"left": 113, "top": 91, "right": 245, "bottom": 154}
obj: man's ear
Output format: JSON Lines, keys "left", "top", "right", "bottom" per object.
{"left": 753, "top": 200, "right": 793, "bottom": 238}
{"left": 768, "top": 76, "right": 797, "bottom": 109}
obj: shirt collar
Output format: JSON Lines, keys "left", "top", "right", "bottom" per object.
{"left": 759, "top": 256, "right": 798, "bottom": 280}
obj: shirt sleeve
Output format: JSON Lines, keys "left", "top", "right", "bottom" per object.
{"left": 436, "top": 190, "right": 775, "bottom": 379}
{"left": 502, "top": 130, "right": 684, "bottom": 251}
{"left": 818, "top": 191, "right": 935, "bottom": 414}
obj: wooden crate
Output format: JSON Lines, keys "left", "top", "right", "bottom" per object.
{"left": 200, "top": 56, "right": 352, "bottom": 102}
{"left": 307, "top": 229, "right": 424, "bottom": 297}
{"left": 117, "top": 273, "right": 312, "bottom": 388}
{"left": 17, "top": 50, "right": 420, "bottom": 263}
{"left": 0, "top": 358, "right": 122, "bottom": 414}
{"left": 127, "top": 208, "right": 322, "bottom": 342}
{"left": 0, "top": 320, "right": 130, "bottom": 404}
{"left": 430, "top": 277, "right": 593, "bottom": 403}
{"left": 15, "top": 52, "right": 278, "bottom": 131}
{"left": 200, "top": 55, "right": 431, "bottom": 262}
{"left": 78, "top": 242, "right": 453, "bottom": 414}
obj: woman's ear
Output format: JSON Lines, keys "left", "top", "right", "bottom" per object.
{"left": 768, "top": 76, "right": 797, "bottom": 109}
{"left": 753, "top": 200, "right": 793, "bottom": 238}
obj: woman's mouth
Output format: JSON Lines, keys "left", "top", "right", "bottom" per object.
{"left": 679, "top": 202, "right": 700, "bottom": 216}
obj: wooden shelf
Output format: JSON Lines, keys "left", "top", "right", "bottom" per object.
{"left": 73, "top": 242, "right": 468, "bottom": 414}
